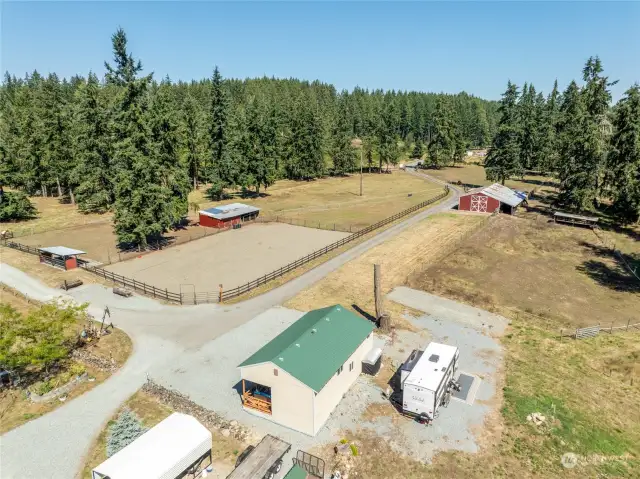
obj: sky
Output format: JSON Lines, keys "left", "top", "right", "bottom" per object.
{"left": 2, "top": 1, "right": 639, "bottom": 101}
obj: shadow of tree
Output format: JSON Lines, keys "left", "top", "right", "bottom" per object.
{"left": 576, "top": 241, "right": 640, "bottom": 292}
{"left": 352, "top": 304, "right": 377, "bottom": 325}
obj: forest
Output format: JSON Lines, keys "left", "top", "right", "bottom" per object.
{"left": 1, "top": 29, "right": 638, "bottom": 247}
{"left": 485, "top": 57, "right": 640, "bottom": 224}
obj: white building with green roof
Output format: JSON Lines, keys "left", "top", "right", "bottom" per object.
{"left": 238, "top": 305, "right": 375, "bottom": 436}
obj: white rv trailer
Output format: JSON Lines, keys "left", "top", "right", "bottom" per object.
{"left": 401, "top": 342, "right": 459, "bottom": 421}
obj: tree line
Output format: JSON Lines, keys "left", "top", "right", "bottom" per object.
{"left": 0, "top": 29, "right": 498, "bottom": 245}
{"left": 485, "top": 57, "right": 640, "bottom": 224}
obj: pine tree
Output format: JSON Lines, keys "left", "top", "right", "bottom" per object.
{"left": 245, "top": 97, "right": 277, "bottom": 193}
{"left": 485, "top": 81, "right": 523, "bottom": 184}
{"left": 518, "top": 83, "right": 538, "bottom": 171}
{"left": 411, "top": 140, "right": 424, "bottom": 159}
{"left": 72, "top": 72, "right": 114, "bottom": 213}
{"left": 208, "top": 66, "right": 228, "bottom": 183}
{"left": 182, "top": 94, "right": 202, "bottom": 190}
{"left": 106, "top": 28, "right": 176, "bottom": 247}
{"left": 471, "top": 99, "right": 490, "bottom": 147}
{"left": 378, "top": 99, "right": 400, "bottom": 171}
{"left": 428, "top": 97, "right": 456, "bottom": 168}
{"left": 608, "top": 85, "right": 640, "bottom": 223}
{"left": 330, "top": 97, "right": 358, "bottom": 175}
{"left": 285, "top": 94, "right": 325, "bottom": 179}
{"left": 556, "top": 81, "right": 593, "bottom": 211}
{"left": 149, "top": 77, "right": 190, "bottom": 224}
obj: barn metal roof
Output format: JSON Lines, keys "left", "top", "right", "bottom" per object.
{"left": 238, "top": 305, "right": 374, "bottom": 392}
{"left": 199, "top": 203, "right": 260, "bottom": 220}
{"left": 283, "top": 465, "right": 309, "bottom": 479}
{"left": 481, "top": 183, "right": 527, "bottom": 207}
{"left": 38, "top": 246, "right": 86, "bottom": 257}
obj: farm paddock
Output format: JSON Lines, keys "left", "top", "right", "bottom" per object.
{"left": 104, "top": 223, "right": 349, "bottom": 292}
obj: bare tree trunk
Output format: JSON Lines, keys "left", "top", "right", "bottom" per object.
{"left": 69, "top": 186, "right": 75, "bottom": 205}
{"left": 56, "top": 177, "right": 62, "bottom": 197}
{"left": 41, "top": 184, "right": 46, "bottom": 197}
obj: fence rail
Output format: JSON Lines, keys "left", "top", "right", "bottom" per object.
{"left": 560, "top": 320, "right": 640, "bottom": 340}
{"left": 2, "top": 187, "right": 449, "bottom": 304}
{"left": 219, "top": 187, "right": 449, "bottom": 301}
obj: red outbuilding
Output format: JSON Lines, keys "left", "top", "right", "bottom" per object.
{"left": 458, "top": 183, "right": 527, "bottom": 215}
{"left": 199, "top": 203, "right": 260, "bottom": 229}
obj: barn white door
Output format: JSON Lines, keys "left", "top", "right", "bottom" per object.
{"left": 470, "top": 195, "right": 487, "bottom": 212}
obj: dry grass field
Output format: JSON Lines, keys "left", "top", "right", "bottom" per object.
{"left": 8, "top": 172, "right": 441, "bottom": 265}
{"left": 81, "top": 390, "right": 245, "bottom": 478}
{"left": 189, "top": 171, "right": 442, "bottom": 229}
{"left": 285, "top": 213, "right": 487, "bottom": 328}
{"left": 409, "top": 215, "right": 639, "bottom": 329}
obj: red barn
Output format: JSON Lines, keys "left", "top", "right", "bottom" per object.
{"left": 458, "top": 183, "right": 527, "bottom": 214}
{"left": 199, "top": 203, "right": 260, "bottom": 228}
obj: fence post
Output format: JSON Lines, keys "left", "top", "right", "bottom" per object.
{"left": 559, "top": 329, "right": 563, "bottom": 341}
{"left": 627, "top": 319, "right": 630, "bottom": 331}
{"left": 218, "top": 284, "right": 223, "bottom": 303}
{"left": 610, "top": 321, "right": 614, "bottom": 334}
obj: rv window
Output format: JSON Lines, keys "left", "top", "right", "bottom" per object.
{"left": 349, "top": 361, "right": 354, "bottom": 372}
{"left": 428, "top": 354, "right": 440, "bottom": 363}
{"left": 337, "top": 365, "right": 343, "bottom": 375}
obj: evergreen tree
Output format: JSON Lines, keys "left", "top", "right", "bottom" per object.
{"left": 208, "top": 66, "right": 228, "bottom": 183}
{"left": 556, "top": 81, "right": 594, "bottom": 210}
{"left": 378, "top": 99, "right": 400, "bottom": 171}
{"left": 106, "top": 28, "right": 177, "bottom": 247}
{"left": 608, "top": 85, "right": 640, "bottom": 223}
{"left": 182, "top": 94, "right": 202, "bottom": 190}
{"left": 427, "top": 97, "right": 456, "bottom": 168}
{"left": 72, "top": 72, "right": 114, "bottom": 213}
{"left": 330, "top": 97, "right": 358, "bottom": 175}
{"left": 411, "top": 140, "right": 424, "bottom": 159}
{"left": 471, "top": 99, "right": 490, "bottom": 147}
{"left": 285, "top": 95, "right": 325, "bottom": 179}
{"left": 485, "top": 81, "right": 523, "bottom": 184}
{"left": 149, "top": 77, "right": 190, "bottom": 224}
{"left": 518, "top": 83, "right": 538, "bottom": 171}
{"left": 245, "top": 98, "right": 277, "bottom": 193}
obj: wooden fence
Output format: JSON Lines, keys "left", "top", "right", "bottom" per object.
{"left": 2, "top": 187, "right": 449, "bottom": 304}
{"left": 219, "top": 187, "right": 449, "bottom": 301}
{"left": 560, "top": 320, "right": 640, "bottom": 340}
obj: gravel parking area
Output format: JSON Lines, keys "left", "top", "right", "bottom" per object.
{"left": 151, "top": 288, "right": 507, "bottom": 469}
{"left": 105, "top": 223, "right": 349, "bottom": 292}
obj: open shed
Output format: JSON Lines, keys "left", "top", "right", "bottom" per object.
{"left": 92, "top": 413, "right": 212, "bottom": 479}
{"left": 38, "top": 246, "right": 86, "bottom": 270}
{"left": 458, "top": 183, "right": 527, "bottom": 214}
{"left": 199, "top": 203, "right": 260, "bottom": 228}
{"left": 238, "top": 305, "right": 375, "bottom": 436}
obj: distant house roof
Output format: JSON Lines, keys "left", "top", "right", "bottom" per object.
{"left": 38, "top": 246, "right": 86, "bottom": 257}
{"left": 481, "top": 183, "right": 527, "bottom": 207}
{"left": 283, "top": 465, "right": 309, "bottom": 479}
{"left": 199, "top": 203, "right": 260, "bottom": 220}
{"left": 239, "top": 305, "right": 374, "bottom": 392}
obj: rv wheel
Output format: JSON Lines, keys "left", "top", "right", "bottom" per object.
{"left": 274, "top": 460, "right": 283, "bottom": 472}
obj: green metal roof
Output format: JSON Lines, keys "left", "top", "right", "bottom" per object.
{"left": 239, "top": 305, "right": 374, "bottom": 392}
{"left": 282, "top": 464, "right": 308, "bottom": 479}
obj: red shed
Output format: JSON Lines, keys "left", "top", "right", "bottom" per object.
{"left": 199, "top": 203, "right": 260, "bottom": 229}
{"left": 458, "top": 183, "right": 527, "bottom": 214}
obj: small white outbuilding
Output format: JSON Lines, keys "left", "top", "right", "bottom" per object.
{"left": 92, "top": 412, "right": 212, "bottom": 479}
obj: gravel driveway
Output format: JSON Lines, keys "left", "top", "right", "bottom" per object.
{"left": 0, "top": 178, "right": 461, "bottom": 479}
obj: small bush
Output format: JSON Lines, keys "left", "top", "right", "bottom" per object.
{"left": 0, "top": 191, "right": 37, "bottom": 221}
{"left": 106, "top": 408, "right": 148, "bottom": 457}
{"left": 350, "top": 444, "right": 359, "bottom": 456}
{"left": 340, "top": 438, "right": 348, "bottom": 444}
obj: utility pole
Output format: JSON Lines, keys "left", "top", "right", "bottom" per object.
{"left": 351, "top": 138, "right": 364, "bottom": 197}
{"left": 360, "top": 147, "right": 363, "bottom": 197}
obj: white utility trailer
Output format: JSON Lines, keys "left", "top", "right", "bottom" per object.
{"left": 401, "top": 342, "right": 460, "bottom": 422}
{"left": 92, "top": 413, "right": 212, "bottom": 479}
